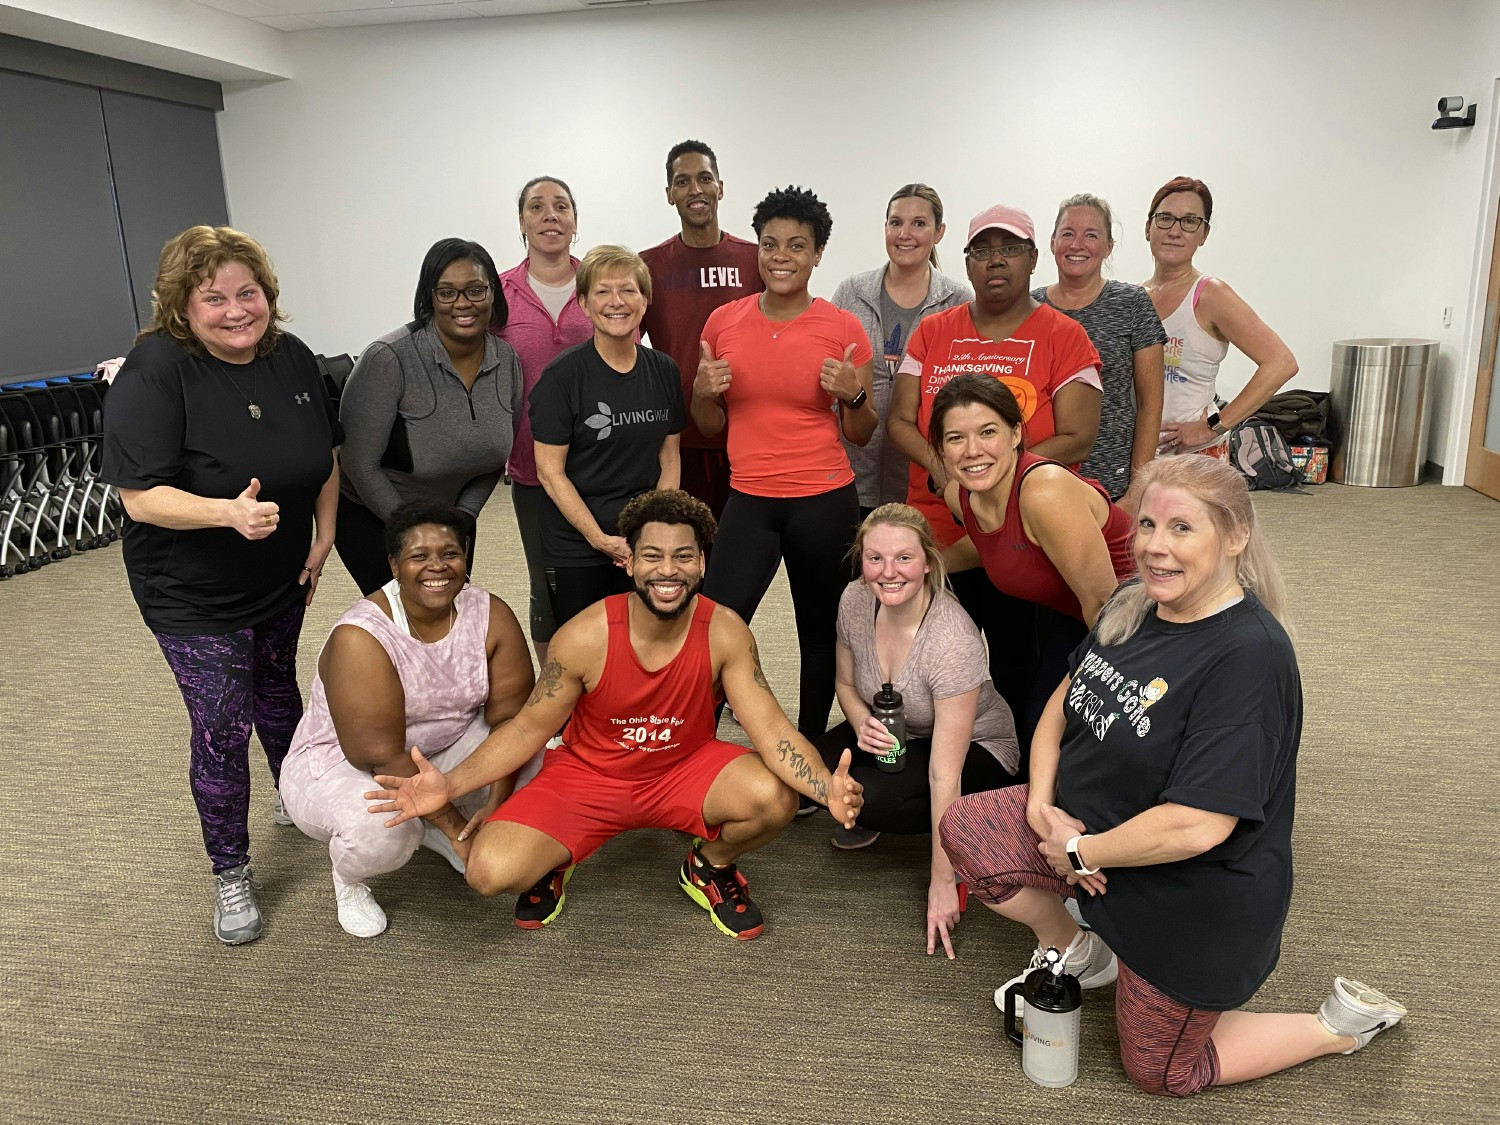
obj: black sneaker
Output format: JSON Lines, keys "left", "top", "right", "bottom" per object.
{"left": 678, "top": 839, "right": 764, "bottom": 940}
{"left": 514, "top": 865, "right": 575, "bottom": 930}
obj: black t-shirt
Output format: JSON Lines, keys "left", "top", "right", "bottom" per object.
{"left": 1057, "top": 593, "right": 1301, "bottom": 1010}
{"left": 528, "top": 341, "right": 685, "bottom": 566}
{"left": 101, "top": 331, "right": 342, "bottom": 635}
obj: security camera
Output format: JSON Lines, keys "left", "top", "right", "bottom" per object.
{"left": 1433, "top": 96, "right": 1477, "bottom": 130}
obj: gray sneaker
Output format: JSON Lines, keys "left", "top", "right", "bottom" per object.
{"left": 271, "top": 792, "right": 294, "bottom": 827}
{"left": 994, "top": 928, "right": 1117, "bottom": 1015}
{"left": 213, "top": 864, "right": 263, "bottom": 945}
{"left": 1317, "top": 976, "right": 1407, "bottom": 1053}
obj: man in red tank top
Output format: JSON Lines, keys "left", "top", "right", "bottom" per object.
{"left": 368, "top": 490, "right": 863, "bottom": 941}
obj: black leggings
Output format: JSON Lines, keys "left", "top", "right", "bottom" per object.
{"left": 550, "top": 563, "right": 633, "bottom": 630}
{"left": 703, "top": 483, "right": 859, "bottom": 740}
{"left": 335, "top": 492, "right": 477, "bottom": 597}
{"left": 813, "top": 721, "right": 1018, "bottom": 834}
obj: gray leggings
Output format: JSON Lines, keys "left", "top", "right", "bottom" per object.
{"left": 510, "top": 482, "right": 557, "bottom": 644}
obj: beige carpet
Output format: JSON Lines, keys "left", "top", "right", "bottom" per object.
{"left": 2, "top": 481, "right": 1497, "bottom": 1124}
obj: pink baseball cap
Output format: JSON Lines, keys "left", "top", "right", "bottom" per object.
{"left": 966, "top": 204, "right": 1035, "bottom": 246}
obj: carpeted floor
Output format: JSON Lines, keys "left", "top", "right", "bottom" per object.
{"left": 1, "top": 481, "right": 1497, "bottom": 1124}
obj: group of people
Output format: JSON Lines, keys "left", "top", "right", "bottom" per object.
{"left": 98, "top": 142, "right": 1405, "bottom": 1099}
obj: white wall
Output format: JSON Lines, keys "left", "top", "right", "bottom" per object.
{"left": 212, "top": 0, "right": 1490, "bottom": 468}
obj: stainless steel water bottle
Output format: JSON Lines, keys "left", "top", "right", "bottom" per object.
{"left": 871, "top": 682, "right": 906, "bottom": 773}
{"left": 1003, "top": 946, "right": 1082, "bottom": 1088}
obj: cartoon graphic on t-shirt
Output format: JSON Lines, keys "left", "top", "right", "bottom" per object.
{"left": 1140, "top": 678, "right": 1169, "bottom": 710}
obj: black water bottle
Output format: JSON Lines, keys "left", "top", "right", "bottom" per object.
{"left": 871, "top": 682, "right": 906, "bottom": 773}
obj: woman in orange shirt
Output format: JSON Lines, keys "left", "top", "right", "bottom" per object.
{"left": 694, "top": 186, "right": 875, "bottom": 742}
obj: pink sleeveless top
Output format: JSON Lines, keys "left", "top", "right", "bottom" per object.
{"left": 287, "top": 583, "right": 491, "bottom": 777}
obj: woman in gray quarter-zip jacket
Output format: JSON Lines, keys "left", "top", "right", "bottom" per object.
{"left": 831, "top": 184, "right": 971, "bottom": 515}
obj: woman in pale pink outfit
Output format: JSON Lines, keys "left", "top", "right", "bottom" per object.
{"left": 280, "top": 503, "right": 534, "bottom": 937}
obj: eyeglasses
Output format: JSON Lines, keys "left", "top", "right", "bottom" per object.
{"left": 433, "top": 284, "right": 492, "bottom": 304}
{"left": 1150, "top": 212, "right": 1207, "bottom": 233}
{"left": 964, "top": 242, "right": 1034, "bottom": 261}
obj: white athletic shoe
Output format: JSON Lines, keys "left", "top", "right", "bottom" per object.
{"left": 422, "top": 824, "right": 466, "bottom": 875}
{"left": 994, "top": 928, "right": 1117, "bottom": 1015}
{"left": 1317, "top": 976, "right": 1407, "bottom": 1054}
{"left": 333, "top": 877, "right": 388, "bottom": 938}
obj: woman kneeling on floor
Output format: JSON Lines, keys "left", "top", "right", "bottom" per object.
{"left": 814, "top": 503, "right": 1018, "bottom": 959}
{"left": 280, "top": 502, "right": 535, "bottom": 936}
{"left": 939, "top": 455, "right": 1405, "bottom": 1096}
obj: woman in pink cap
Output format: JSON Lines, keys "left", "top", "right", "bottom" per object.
{"left": 887, "top": 204, "right": 1103, "bottom": 756}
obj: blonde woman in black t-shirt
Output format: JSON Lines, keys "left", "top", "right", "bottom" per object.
{"left": 939, "top": 456, "right": 1406, "bottom": 1096}
{"left": 101, "top": 226, "right": 341, "bottom": 947}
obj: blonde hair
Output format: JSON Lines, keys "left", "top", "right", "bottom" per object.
{"left": 575, "top": 244, "right": 652, "bottom": 304}
{"left": 1052, "top": 192, "right": 1117, "bottom": 246}
{"left": 141, "top": 225, "right": 287, "bottom": 357}
{"left": 887, "top": 183, "right": 946, "bottom": 269}
{"left": 851, "top": 503, "right": 948, "bottom": 603}
{"left": 1098, "top": 457, "right": 1290, "bottom": 646}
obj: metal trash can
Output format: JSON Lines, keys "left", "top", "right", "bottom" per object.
{"left": 1329, "top": 339, "right": 1437, "bottom": 486}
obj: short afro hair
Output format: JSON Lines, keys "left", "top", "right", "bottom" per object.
{"left": 665, "top": 139, "right": 718, "bottom": 182}
{"left": 384, "top": 501, "right": 474, "bottom": 561}
{"left": 617, "top": 490, "right": 717, "bottom": 553}
{"left": 751, "top": 185, "right": 833, "bottom": 249}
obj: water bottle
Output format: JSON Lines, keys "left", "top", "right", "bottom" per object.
{"left": 871, "top": 682, "right": 906, "bottom": 773}
{"left": 1003, "top": 946, "right": 1082, "bottom": 1088}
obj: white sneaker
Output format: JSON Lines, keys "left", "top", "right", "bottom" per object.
{"left": 993, "top": 928, "right": 1117, "bottom": 1013}
{"left": 333, "top": 877, "right": 388, "bottom": 938}
{"left": 1317, "top": 976, "right": 1407, "bottom": 1054}
{"left": 422, "top": 824, "right": 466, "bottom": 874}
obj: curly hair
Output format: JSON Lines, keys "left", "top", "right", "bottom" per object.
{"left": 384, "top": 500, "right": 473, "bottom": 562}
{"left": 617, "top": 489, "right": 717, "bottom": 553}
{"left": 752, "top": 185, "right": 833, "bottom": 249}
{"left": 140, "top": 225, "right": 288, "bottom": 357}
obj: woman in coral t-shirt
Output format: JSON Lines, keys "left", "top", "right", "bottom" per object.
{"left": 694, "top": 185, "right": 875, "bottom": 743}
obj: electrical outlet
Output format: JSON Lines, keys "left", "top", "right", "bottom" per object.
{"left": 1443, "top": 306, "right": 1453, "bottom": 327}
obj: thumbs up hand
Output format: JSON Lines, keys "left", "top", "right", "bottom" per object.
{"left": 820, "top": 342, "right": 863, "bottom": 403}
{"left": 695, "top": 340, "right": 732, "bottom": 401}
{"left": 227, "top": 477, "right": 280, "bottom": 540}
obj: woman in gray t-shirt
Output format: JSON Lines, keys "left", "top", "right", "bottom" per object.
{"left": 813, "top": 503, "right": 1018, "bottom": 959}
{"left": 1033, "top": 194, "right": 1166, "bottom": 501}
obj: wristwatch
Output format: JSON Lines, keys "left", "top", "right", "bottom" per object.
{"left": 1206, "top": 411, "right": 1229, "bottom": 435}
{"left": 1065, "top": 835, "right": 1100, "bottom": 876}
{"left": 842, "top": 388, "right": 868, "bottom": 410}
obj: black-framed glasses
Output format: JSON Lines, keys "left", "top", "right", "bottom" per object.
{"left": 1150, "top": 212, "right": 1206, "bottom": 233}
{"left": 434, "top": 284, "right": 492, "bottom": 304}
{"left": 964, "top": 242, "right": 1034, "bottom": 261}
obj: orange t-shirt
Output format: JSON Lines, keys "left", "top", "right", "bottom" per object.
{"left": 898, "top": 303, "right": 1100, "bottom": 545}
{"left": 701, "top": 296, "right": 873, "bottom": 498}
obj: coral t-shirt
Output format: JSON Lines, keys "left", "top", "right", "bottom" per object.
{"left": 701, "top": 295, "right": 873, "bottom": 498}
{"left": 898, "top": 303, "right": 1100, "bottom": 545}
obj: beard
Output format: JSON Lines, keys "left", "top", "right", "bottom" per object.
{"left": 633, "top": 574, "right": 702, "bottom": 621}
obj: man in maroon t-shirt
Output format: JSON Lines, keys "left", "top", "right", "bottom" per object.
{"left": 640, "top": 140, "right": 764, "bottom": 519}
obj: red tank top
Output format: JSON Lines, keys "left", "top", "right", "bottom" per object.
{"left": 959, "top": 452, "right": 1135, "bottom": 622}
{"left": 563, "top": 593, "right": 721, "bottom": 779}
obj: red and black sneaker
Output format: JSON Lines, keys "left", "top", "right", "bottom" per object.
{"left": 514, "top": 865, "right": 575, "bottom": 930}
{"left": 678, "top": 839, "right": 764, "bottom": 940}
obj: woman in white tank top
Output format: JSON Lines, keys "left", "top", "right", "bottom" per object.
{"left": 1143, "top": 176, "right": 1298, "bottom": 457}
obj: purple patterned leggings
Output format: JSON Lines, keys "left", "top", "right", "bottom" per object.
{"left": 153, "top": 600, "right": 307, "bottom": 873}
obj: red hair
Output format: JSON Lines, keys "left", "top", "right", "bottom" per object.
{"left": 1148, "top": 176, "right": 1214, "bottom": 224}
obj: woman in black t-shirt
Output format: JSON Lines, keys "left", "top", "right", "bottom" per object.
{"left": 938, "top": 456, "right": 1406, "bottom": 1096}
{"left": 529, "top": 245, "right": 685, "bottom": 626}
{"left": 101, "top": 226, "right": 341, "bottom": 948}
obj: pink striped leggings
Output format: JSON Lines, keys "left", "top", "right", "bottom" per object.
{"left": 940, "top": 784, "right": 1222, "bottom": 1097}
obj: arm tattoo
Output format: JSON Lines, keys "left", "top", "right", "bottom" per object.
{"left": 526, "top": 658, "right": 565, "bottom": 706}
{"left": 775, "top": 738, "right": 827, "bottom": 804}
{"left": 748, "top": 636, "right": 771, "bottom": 692}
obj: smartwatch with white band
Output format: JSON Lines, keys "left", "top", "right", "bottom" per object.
{"left": 1065, "top": 835, "right": 1100, "bottom": 876}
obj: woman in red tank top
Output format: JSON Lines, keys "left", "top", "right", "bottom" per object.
{"left": 931, "top": 374, "right": 1135, "bottom": 762}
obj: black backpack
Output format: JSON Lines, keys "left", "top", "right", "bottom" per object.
{"left": 1229, "top": 420, "right": 1300, "bottom": 491}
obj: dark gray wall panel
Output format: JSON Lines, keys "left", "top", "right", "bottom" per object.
{"left": 102, "top": 90, "right": 230, "bottom": 327}
{"left": 0, "top": 69, "right": 139, "bottom": 382}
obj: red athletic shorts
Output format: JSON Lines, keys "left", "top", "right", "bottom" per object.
{"left": 487, "top": 739, "right": 753, "bottom": 864}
